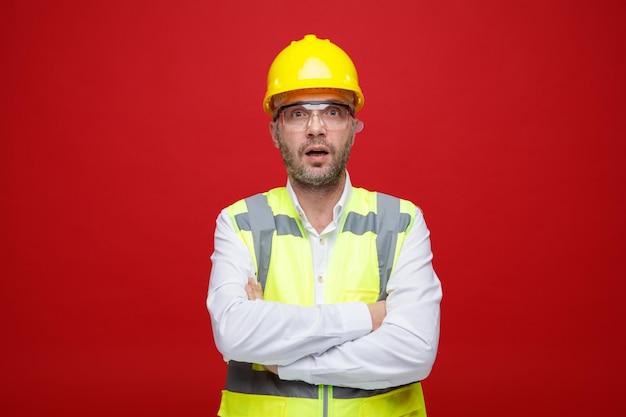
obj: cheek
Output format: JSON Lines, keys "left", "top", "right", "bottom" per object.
{"left": 276, "top": 131, "right": 303, "bottom": 149}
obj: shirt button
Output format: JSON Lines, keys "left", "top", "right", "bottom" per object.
{"left": 318, "top": 276, "right": 324, "bottom": 283}
{"left": 319, "top": 238, "right": 325, "bottom": 245}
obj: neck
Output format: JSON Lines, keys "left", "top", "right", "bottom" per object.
{"left": 290, "top": 174, "right": 346, "bottom": 233}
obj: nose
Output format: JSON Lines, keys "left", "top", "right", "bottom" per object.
{"left": 306, "top": 111, "right": 326, "bottom": 137}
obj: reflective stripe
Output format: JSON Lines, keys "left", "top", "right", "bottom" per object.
{"left": 243, "top": 194, "right": 275, "bottom": 289}
{"left": 377, "top": 193, "right": 406, "bottom": 301}
{"left": 343, "top": 193, "right": 411, "bottom": 301}
{"left": 342, "top": 211, "right": 377, "bottom": 234}
{"left": 226, "top": 361, "right": 400, "bottom": 399}
{"left": 342, "top": 194, "right": 411, "bottom": 235}
{"left": 234, "top": 195, "right": 303, "bottom": 290}
{"left": 234, "top": 213, "right": 301, "bottom": 237}
{"left": 275, "top": 214, "right": 302, "bottom": 236}
{"left": 226, "top": 361, "right": 318, "bottom": 398}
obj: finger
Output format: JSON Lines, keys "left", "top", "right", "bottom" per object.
{"left": 245, "top": 284, "right": 255, "bottom": 300}
{"left": 246, "top": 277, "right": 264, "bottom": 300}
{"left": 252, "top": 281, "right": 263, "bottom": 299}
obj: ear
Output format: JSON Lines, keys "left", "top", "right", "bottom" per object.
{"left": 269, "top": 121, "right": 280, "bottom": 148}
{"left": 354, "top": 119, "right": 364, "bottom": 134}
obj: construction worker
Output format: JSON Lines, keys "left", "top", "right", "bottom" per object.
{"left": 207, "top": 34, "right": 442, "bottom": 417}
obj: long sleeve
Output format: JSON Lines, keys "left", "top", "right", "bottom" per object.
{"left": 206, "top": 209, "right": 373, "bottom": 365}
{"left": 277, "top": 208, "right": 442, "bottom": 389}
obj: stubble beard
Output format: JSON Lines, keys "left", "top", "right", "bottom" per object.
{"left": 278, "top": 137, "right": 353, "bottom": 190}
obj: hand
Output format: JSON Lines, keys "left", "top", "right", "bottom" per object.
{"left": 245, "top": 277, "right": 264, "bottom": 300}
{"left": 367, "top": 300, "right": 387, "bottom": 331}
{"left": 264, "top": 365, "right": 278, "bottom": 374}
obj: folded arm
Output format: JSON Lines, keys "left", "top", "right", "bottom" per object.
{"left": 276, "top": 209, "right": 442, "bottom": 389}
{"left": 208, "top": 208, "right": 441, "bottom": 389}
{"left": 207, "top": 209, "right": 378, "bottom": 365}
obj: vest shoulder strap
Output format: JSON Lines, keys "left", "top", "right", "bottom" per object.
{"left": 376, "top": 192, "right": 401, "bottom": 301}
{"left": 244, "top": 193, "right": 275, "bottom": 289}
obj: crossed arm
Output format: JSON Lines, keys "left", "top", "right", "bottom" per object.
{"left": 245, "top": 278, "right": 387, "bottom": 374}
{"left": 245, "top": 277, "right": 387, "bottom": 375}
{"left": 246, "top": 277, "right": 388, "bottom": 331}
{"left": 207, "top": 208, "right": 442, "bottom": 389}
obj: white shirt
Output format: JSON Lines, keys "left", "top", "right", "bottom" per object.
{"left": 207, "top": 174, "right": 442, "bottom": 390}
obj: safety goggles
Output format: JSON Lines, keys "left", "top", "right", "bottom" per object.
{"left": 274, "top": 101, "right": 354, "bottom": 130}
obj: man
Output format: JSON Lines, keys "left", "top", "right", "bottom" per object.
{"left": 207, "top": 34, "right": 442, "bottom": 417}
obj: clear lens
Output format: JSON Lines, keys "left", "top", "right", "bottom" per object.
{"left": 277, "top": 101, "right": 353, "bottom": 130}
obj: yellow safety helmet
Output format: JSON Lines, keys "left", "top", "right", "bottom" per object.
{"left": 263, "top": 34, "right": 364, "bottom": 117}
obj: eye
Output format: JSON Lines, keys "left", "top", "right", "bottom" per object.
{"left": 324, "top": 106, "right": 345, "bottom": 118}
{"left": 285, "top": 107, "right": 308, "bottom": 119}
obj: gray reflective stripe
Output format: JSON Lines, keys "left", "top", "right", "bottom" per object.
{"left": 343, "top": 193, "right": 411, "bottom": 301}
{"left": 376, "top": 193, "right": 401, "bottom": 301}
{"left": 226, "top": 361, "right": 318, "bottom": 398}
{"left": 342, "top": 212, "right": 377, "bottom": 234}
{"left": 274, "top": 214, "right": 302, "bottom": 236}
{"left": 234, "top": 213, "right": 251, "bottom": 230}
{"left": 243, "top": 194, "right": 276, "bottom": 290}
{"left": 235, "top": 194, "right": 303, "bottom": 290}
{"left": 226, "top": 361, "right": 401, "bottom": 399}
{"left": 235, "top": 213, "right": 301, "bottom": 237}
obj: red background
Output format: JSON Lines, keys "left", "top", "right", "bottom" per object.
{"left": 2, "top": 1, "right": 625, "bottom": 416}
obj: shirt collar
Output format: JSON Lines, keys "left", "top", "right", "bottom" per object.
{"left": 286, "top": 171, "right": 353, "bottom": 225}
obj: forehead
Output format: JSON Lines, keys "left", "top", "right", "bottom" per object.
{"left": 278, "top": 91, "right": 352, "bottom": 108}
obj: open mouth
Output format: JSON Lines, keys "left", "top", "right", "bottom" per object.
{"left": 305, "top": 150, "right": 329, "bottom": 156}
{"left": 304, "top": 144, "right": 330, "bottom": 157}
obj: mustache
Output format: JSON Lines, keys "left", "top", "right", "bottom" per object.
{"left": 298, "top": 139, "right": 334, "bottom": 155}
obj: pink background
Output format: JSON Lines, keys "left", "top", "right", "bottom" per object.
{"left": 2, "top": 1, "right": 625, "bottom": 416}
